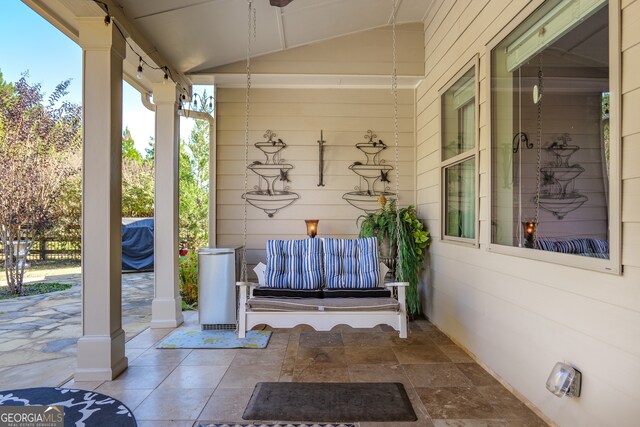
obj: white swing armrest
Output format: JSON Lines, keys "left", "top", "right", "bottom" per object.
{"left": 236, "top": 281, "right": 259, "bottom": 301}
{"left": 236, "top": 281, "right": 258, "bottom": 288}
{"left": 385, "top": 282, "right": 409, "bottom": 319}
{"left": 384, "top": 281, "right": 410, "bottom": 288}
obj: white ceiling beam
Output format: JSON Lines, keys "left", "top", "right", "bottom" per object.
{"left": 99, "top": 0, "right": 192, "bottom": 92}
{"left": 22, "top": 0, "right": 88, "bottom": 43}
{"left": 132, "top": 0, "right": 218, "bottom": 20}
{"left": 194, "top": 73, "right": 423, "bottom": 89}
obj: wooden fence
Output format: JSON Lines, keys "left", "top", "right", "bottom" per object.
{"left": 0, "top": 232, "right": 81, "bottom": 263}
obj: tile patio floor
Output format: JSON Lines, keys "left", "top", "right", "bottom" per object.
{"left": 63, "top": 312, "right": 548, "bottom": 427}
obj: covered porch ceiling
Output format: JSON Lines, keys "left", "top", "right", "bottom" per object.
{"left": 24, "top": 0, "right": 432, "bottom": 92}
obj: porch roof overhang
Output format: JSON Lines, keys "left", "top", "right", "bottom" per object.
{"left": 23, "top": 0, "right": 432, "bottom": 93}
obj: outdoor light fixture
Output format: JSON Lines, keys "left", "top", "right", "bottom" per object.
{"left": 546, "top": 362, "right": 581, "bottom": 398}
{"left": 305, "top": 220, "right": 319, "bottom": 238}
{"left": 192, "top": 93, "right": 214, "bottom": 112}
{"left": 270, "top": 0, "right": 294, "bottom": 7}
{"left": 522, "top": 220, "right": 537, "bottom": 248}
{"left": 136, "top": 56, "right": 143, "bottom": 80}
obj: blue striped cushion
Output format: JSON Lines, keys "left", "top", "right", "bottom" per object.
{"left": 535, "top": 238, "right": 609, "bottom": 258}
{"left": 322, "top": 237, "right": 379, "bottom": 289}
{"left": 534, "top": 239, "right": 557, "bottom": 252}
{"left": 589, "top": 239, "right": 609, "bottom": 255}
{"left": 264, "top": 239, "right": 323, "bottom": 289}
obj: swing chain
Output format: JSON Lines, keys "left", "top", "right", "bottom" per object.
{"left": 533, "top": 57, "right": 544, "bottom": 242}
{"left": 391, "top": 0, "right": 402, "bottom": 282}
{"left": 241, "top": 0, "right": 254, "bottom": 283}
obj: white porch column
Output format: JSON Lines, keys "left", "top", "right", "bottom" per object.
{"left": 151, "top": 83, "right": 184, "bottom": 328}
{"left": 75, "top": 17, "right": 127, "bottom": 381}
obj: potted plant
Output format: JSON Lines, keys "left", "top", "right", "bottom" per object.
{"left": 358, "top": 196, "right": 430, "bottom": 317}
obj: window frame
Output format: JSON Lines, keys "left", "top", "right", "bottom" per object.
{"left": 439, "top": 56, "right": 480, "bottom": 247}
{"left": 484, "top": 0, "right": 621, "bottom": 274}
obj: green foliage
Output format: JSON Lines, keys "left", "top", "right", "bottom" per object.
{"left": 144, "top": 137, "right": 155, "bottom": 161}
{"left": 179, "top": 250, "right": 198, "bottom": 310}
{"left": 120, "top": 128, "right": 155, "bottom": 217}
{"left": 51, "top": 156, "right": 82, "bottom": 242}
{"left": 121, "top": 157, "right": 155, "bottom": 218}
{"left": 359, "top": 199, "right": 430, "bottom": 316}
{"left": 179, "top": 90, "right": 210, "bottom": 249}
{"left": 0, "top": 72, "right": 81, "bottom": 294}
{"left": 122, "top": 127, "right": 143, "bottom": 163}
{"left": 0, "top": 282, "right": 72, "bottom": 299}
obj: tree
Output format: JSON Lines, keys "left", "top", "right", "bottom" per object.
{"left": 179, "top": 91, "right": 210, "bottom": 249}
{"left": 0, "top": 74, "right": 82, "bottom": 294}
{"left": 122, "top": 127, "right": 143, "bottom": 163}
{"left": 121, "top": 156, "right": 155, "bottom": 217}
{"left": 121, "top": 129, "right": 155, "bottom": 218}
{"left": 47, "top": 125, "right": 155, "bottom": 259}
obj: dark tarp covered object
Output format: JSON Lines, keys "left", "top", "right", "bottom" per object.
{"left": 122, "top": 218, "right": 154, "bottom": 271}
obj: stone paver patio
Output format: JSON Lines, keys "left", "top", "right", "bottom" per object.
{"left": 0, "top": 272, "right": 156, "bottom": 389}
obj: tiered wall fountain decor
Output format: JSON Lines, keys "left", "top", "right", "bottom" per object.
{"left": 242, "top": 130, "right": 299, "bottom": 217}
{"left": 537, "top": 134, "right": 588, "bottom": 219}
{"left": 343, "top": 130, "right": 397, "bottom": 212}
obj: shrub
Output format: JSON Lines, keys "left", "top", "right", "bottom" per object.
{"left": 179, "top": 250, "right": 198, "bottom": 310}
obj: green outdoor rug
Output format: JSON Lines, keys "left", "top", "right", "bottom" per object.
{"left": 156, "top": 328, "right": 271, "bottom": 349}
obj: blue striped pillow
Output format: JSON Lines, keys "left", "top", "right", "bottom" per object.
{"left": 264, "top": 239, "right": 323, "bottom": 289}
{"left": 322, "top": 237, "right": 379, "bottom": 289}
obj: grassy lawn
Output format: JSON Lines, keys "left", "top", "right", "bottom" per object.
{"left": 0, "top": 282, "right": 73, "bottom": 299}
{"left": 0, "top": 260, "right": 80, "bottom": 287}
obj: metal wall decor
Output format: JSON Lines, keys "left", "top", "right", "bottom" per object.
{"left": 242, "top": 130, "right": 299, "bottom": 217}
{"left": 342, "top": 130, "right": 397, "bottom": 212}
{"left": 512, "top": 132, "right": 532, "bottom": 153}
{"left": 317, "top": 130, "right": 326, "bottom": 187}
{"left": 536, "top": 133, "right": 587, "bottom": 219}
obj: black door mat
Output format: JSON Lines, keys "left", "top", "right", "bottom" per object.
{"left": 243, "top": 382, "right": 417, "bottom": 422}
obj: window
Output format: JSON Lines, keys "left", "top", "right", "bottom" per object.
{"left": 441, "top": 65, "right": 477, "bottom": 242}
{"left": 490, "top": 0, "right": 615, "bottom": 265}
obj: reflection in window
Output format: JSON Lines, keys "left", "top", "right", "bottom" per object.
{"left": 491, "top": 0, "right": 610, "bottom": 259}
{"left": 445, "top": 158, "right": 476, "bottom": 239}
{"left": 442, "top": 67, "right": 476, "bottom": 240}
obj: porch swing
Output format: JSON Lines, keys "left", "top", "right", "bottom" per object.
{"left": 235, "top": 0, "right": 409, "bottom": 338}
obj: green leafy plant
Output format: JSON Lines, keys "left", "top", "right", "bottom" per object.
{"left": 0, "top": 282, "right": 72, "bottom": 299}
{"left": 179, "top": 250, "right": 198, "bottom": 310}
{"left": 358, "top": 197, "right": 430, "bottom": 316}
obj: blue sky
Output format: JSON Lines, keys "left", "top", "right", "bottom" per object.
{"left": 0, "top": 1, "right": 201, "bottom": 152}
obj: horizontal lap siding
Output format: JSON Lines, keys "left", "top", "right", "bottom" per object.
{"left": 419, "top": 0, "right": 640, "bottom": 426}
{"left": 217, "top": 88, "right": 416, "bottom": 277}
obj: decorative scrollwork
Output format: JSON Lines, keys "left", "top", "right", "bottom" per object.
{"left": 364, "top": 129, "right": 377, "bottom": 143}
{"left": 242, "top": 130, "right": 299, "bottom": 217}
{"left": 263, "top": 129, "right": 277, "bottom": 142}
{"left": 343, "top": 129, "right": 397, "bottom": 212}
